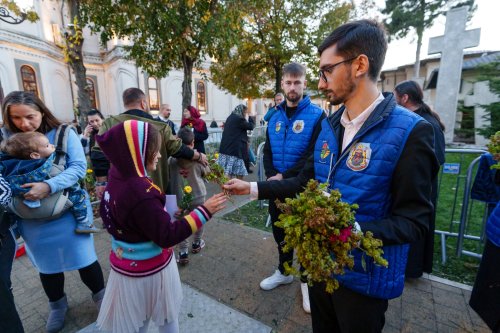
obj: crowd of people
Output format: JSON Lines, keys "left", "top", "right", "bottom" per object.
{"left": 0, "top": 18, "right": 498, "bottom": 333}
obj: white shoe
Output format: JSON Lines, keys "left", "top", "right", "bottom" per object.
{"left": 301, "top": 282, "right": 311, "bottom": 313}
{"left": 260, "top": 270, "right": 294, "bottom": 290}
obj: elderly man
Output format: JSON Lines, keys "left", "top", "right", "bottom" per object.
{"left": 156, "top": 103, "right": 177, "bottom": 135}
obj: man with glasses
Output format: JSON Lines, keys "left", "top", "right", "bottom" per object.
{"left": 224, "top": 20, "right": 438, "bottom": 332}
{"left": 156, "top": 103, "right": 177, "bottom": 135}
{"left": 260, "top": 62, "right": 325, "bottom": 314}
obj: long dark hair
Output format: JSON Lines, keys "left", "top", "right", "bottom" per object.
{"left": 394, "top": 80, "right": 445, "bottom": 130}
{"left": 1, "top": 91, "right": 62, "bottom": 134}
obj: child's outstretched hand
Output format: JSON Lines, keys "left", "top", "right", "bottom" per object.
{"left": 203, "top": 193, "right": 227, "bottom": 215}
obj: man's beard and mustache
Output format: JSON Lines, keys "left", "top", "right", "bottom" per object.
{"left": 286, "top": 91, "right": 301, "bottom": 104}
{"left": 325, "top": 76, "right": 356, "bottom": 106}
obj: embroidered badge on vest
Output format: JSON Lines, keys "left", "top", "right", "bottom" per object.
{"left": 275, "top": 121, "right": 282, "bottom": 133}
{"left": 292, "top": 120, "right": 304, "bottom": 134}
{"left": 319, "top": 141, "right": 330, "bottom": 163}
{"left": 347, "top": 143, "right": 371, "bottom": 171}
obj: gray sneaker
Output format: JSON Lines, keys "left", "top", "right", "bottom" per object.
{"left": 259, "top": 270, "right": 294, "bottom": 290}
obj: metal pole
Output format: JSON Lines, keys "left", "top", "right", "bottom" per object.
{"left": 456, "top": 155, "right": 482, "bottom": 257}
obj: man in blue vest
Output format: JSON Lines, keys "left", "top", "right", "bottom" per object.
{"left": 224, "top": 19, "right": 438, "bottom": 332}
{"left": 261, "top": 62, "right": 325, "bottom": 314}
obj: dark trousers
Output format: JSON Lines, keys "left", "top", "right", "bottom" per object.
{"left": 269, "top": 200, "right": 305, "bottom": 281}
{"left": 470, "top": 240, "right": 500, "bottom": 332}
{"left": 0, "top": 229, "right": 24, "bottom": 333}
{"left": 309, "top": 283, "right": 388, "bottom": 333}
{"left": 269, "top": 200, "right": 292, "bottom": 274}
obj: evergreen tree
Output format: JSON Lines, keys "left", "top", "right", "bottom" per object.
{"left": 476, "top": 59, "right": 500, "bottom": 139}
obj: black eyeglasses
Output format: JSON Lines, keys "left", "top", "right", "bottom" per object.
{"left": 318, "top": 56, "right": 359, "bottom": 83}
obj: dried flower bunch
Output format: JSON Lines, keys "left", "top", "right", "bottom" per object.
{"left": 276, "top": 179, "right": 388, "bottom": 293}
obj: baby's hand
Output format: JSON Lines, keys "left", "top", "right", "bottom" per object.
{"left": 203, "top": 193, "right": 227, "bottom": 215}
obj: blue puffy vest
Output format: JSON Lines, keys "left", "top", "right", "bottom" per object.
{"left": 487, "top": 202, "right": 500, "bottom": 247}
{"left": 268, "top": 96, "right": 323, "bottom": 173}
{"left": 314, "top": 95, "right": 422, "bottom": 299}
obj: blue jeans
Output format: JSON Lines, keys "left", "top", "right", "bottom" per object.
{"left": 0, "top": 228, "right": 24, "bottom": 332}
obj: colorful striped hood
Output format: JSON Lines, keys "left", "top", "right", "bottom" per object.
{"left": 96, "top": 120, "right": 150, "bottom": 179}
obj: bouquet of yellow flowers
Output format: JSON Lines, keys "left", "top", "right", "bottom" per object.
{"left": 488, "top": 131, "right": 500, "bottom": 169}
{"left": 275, "top": 179, "right": 388, "bottom": 293}
{"left": 179, "top": 182, "right": 193, "bottom": 214}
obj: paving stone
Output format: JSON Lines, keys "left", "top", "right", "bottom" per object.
{"left": 431, "top": 280, "right": 464, "bottom": 294}
{"left": 277, "top": 318, "right": 312, "bottom": 333}
{"left": 382, "top": 324, "right": 401, "bottom": 333}
{"left": 402, "top": 302, "right": 437, "bottom": 331}
{"left": 432, "top": 286, "right": 469, "bottom": 310}
{"left": 434, "top": 303, "right": 474, "bottom": 331}
{"left": 401, "top": 286, "right": 434, "bottom": 306}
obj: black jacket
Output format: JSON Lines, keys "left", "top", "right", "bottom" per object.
{"left": 219, "top": 113, "right": 255, "bottom": 159}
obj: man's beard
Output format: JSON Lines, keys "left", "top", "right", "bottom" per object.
{"left": 327, "top": 76, "right": 355, "bottom": 106}
{"left": 286, "top": 91, "right": 301, "bottom": 104}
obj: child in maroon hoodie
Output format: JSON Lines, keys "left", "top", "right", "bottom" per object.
{"left": 95, "top": 120, "right": 226, "bottom": 333}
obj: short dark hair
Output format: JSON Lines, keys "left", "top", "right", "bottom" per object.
{"left": 1, "top": 132, "right": 46, "bottom": 159}
{"left": 1, "top": 91, "right": 62, "bottom": 134}
{"left": 282, "top": 63, "right": 306, "bottom": 78}
{"left": 318, "top": 20, "right": 387, "bottom": 82}
{"left": 122, "top": 88, "right": 146, "bottom": 107}
{"left": 177, "top": 127, "right": 195, "bottom": 145}
{"left": 87, "top": 109, "right": 104, "bottom": 119}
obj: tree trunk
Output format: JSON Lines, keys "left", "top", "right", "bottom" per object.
{"left": 67, "top": 0, "right": 91, "bottom": 125}
{"left": 182, "top": 54, "right": 194, "bottom": 111}
{"left": 274, "top": 62, "right": 282, "bottom": 94}
{"left": 413, "top": 29, "right": 423, "bottom": 79}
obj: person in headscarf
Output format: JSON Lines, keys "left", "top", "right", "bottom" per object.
{"left": 217, "top": 105, "right": 255, "bottom": 179}
{"left": 180, "top": 106, "right": 208, "bottom": 154}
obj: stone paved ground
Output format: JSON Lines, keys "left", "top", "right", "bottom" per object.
{"left": 10, "top": 172, "right": 491, "bottom": 332}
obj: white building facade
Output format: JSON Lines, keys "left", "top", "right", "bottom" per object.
{"left": 0, "top": 1, "right": 244, "bottom": 126}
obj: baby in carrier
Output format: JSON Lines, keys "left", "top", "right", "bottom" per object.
{"left": 0, "top": 131, "right": 98, "bottom": 233}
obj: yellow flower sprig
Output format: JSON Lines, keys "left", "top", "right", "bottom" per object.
{"left": 179, "top": 182, "right": 194, "bottom": 214}
{"left": 205, "top": 152, "right": 229, "bottom": 194}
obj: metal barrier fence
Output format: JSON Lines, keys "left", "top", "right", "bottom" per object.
{"left": 435, "top": 148, "right": 489, "bottom": 264}
{"left": 205, "top": 126, "right": 267, "bottom": 158}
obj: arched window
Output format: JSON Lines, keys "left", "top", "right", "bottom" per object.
{"left": 196, "top": 80, "right": 207, "bottom": 114}
{"left": 20, "top": 65, "right": 39, "bottom": 97}
{"left": 86, "top": 77, "right": 97, "bottom": 109}
{"left": 148, "top": 77, "right": 159, "bottom": 111}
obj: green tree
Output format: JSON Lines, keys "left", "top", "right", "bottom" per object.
{"left": 210, "top": 0, "right": 352, "bottom": 99}
{"left": 475, "top": 59, "right": 500, "bottom": 139}
{"left": 80, "top": 0, "right": 241, "bottom": 110}
{"left": 382, "top": 0, "right": 475, "bottom": 78}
